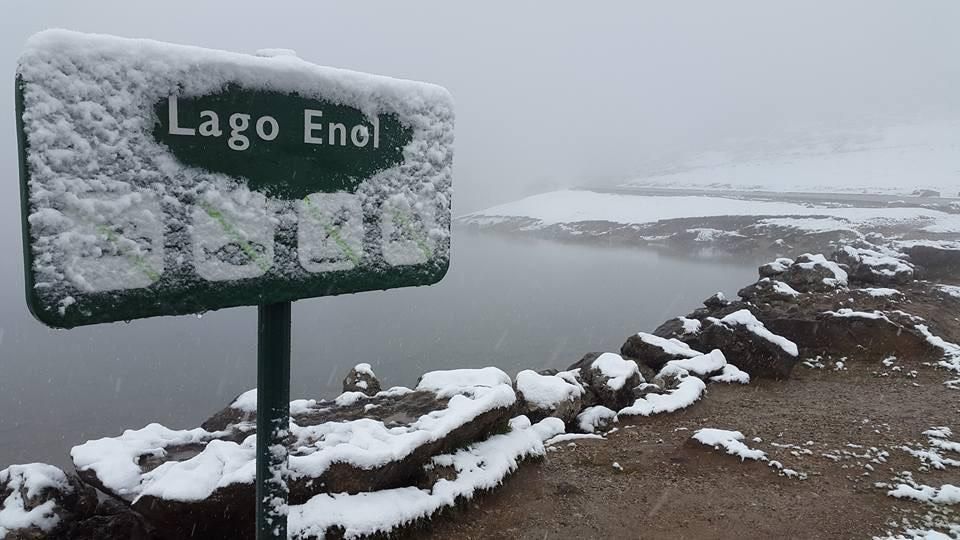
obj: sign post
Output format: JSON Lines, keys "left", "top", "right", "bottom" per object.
{"left": 16, "top": 30, "right": 454, "bottom": 539}
{"left": 256, "top": 301, "right": 291, "bottom": 538}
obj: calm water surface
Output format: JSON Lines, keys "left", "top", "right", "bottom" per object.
{"left": 0, "top": 231, "right": 760, "bottom": 468}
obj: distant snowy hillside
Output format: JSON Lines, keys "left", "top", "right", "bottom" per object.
{"left": 623, "top": 121, "right": 960, "bottom": 196}
{"left": 459, "top": 190, "right": 960, "bottom": 234}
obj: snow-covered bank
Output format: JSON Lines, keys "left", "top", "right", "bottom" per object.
{"left": 4, "top": 242, "right": 960, "bottom": 538}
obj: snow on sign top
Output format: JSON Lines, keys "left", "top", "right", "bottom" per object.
{"left": 15, "top": 30, "right": 454, "bottom": 328}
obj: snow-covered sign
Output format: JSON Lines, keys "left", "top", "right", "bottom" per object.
{"left": 15, "top": 30, "right": 454, "bottom": 328}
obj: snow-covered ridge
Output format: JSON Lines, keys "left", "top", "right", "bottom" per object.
{"left": 622, "top": 121, "right": 960, "bottom": 196}
{"left": 459, "top": 190, "right": 960, "bottom": 234}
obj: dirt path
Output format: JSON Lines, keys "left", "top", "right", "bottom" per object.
{"left": 422, "top": 360, "right": 959, "bottom": 539}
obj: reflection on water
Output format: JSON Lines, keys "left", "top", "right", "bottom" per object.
{"left": 0, "top": 231, "right": 760, "bottom": 467}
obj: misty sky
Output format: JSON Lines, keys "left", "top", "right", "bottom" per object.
{"left": 1, "top": 1, "right": 958, "bottom": 286}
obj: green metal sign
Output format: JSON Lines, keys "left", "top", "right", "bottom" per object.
{"left": 16, "top": 31, "right": 454, "bottom": 329}
{"left": 154, "top": 87, "right": 413, "bottom": 199}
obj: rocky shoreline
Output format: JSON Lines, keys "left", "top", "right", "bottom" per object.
{"left": 3, "top": 239, "right": 960, "bottom": 539}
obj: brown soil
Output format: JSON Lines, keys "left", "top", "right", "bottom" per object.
{"left": 421, "top": 359, "right": 959, "bottom": 539}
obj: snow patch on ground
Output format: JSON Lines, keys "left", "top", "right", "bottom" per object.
{"left": 692, "top": 429, "right": 767, "bottom": 461}
{"left": 824, "top": 308, "right": 890, "bottom": 321}
{"left": 914, "top": 326, "right": 960, "bottom": 375}
{"left": 888, "top": 484, "right": 960, "bottom": 505}
{"left": 938, "top": 285, "right": 960, "bottom": 299}
{"left": 862, "top": 288, "right": 902, "bottom": 298}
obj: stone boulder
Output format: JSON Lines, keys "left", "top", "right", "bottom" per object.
{"left": 72, "top": 368, "right": 517, "bottom": 540}
{"left": 902, "top": 242, "right": 960, "bottom": 280}
{"left": 515, "top": 369, "right": 584, "bottom": 424}
{"left": 703, "top": 292, "right": 730, "bottom": 309}
{"left": 696, "top": 309, "right": 799, "bottom": 379}
{"left": 832, "top": 245, "right": 914, "bottom": 285}
{"left": 651, "top": 316, "right": 702, "bottom": 341}
{"left": 576, "top": 405, "right": 618, "bottom": 433}
{"left": 579, "top": 353, "right": 643, "bottom": 410}
{"left": 58, "top": 498, "right": 157, "bottom": 540}
{"left": 780, "top": 253, "right": 848, "bottom": 292}
{"left": 763, "top": 309, "right": 940, "bottom": 362}
{"left": 737, "top": 278, "right": 801, "bottom": 303}
{"left": 758, "top": 257, "right": 794, "bottom": 278}
{"left": 342, "top": 362, "right": 381, "bottom": 396}
{"left": 620, "top": 332, "right": 704, "bottom": 370}
{"left": 0, "top": 463, "right": 97, "bottom": 539}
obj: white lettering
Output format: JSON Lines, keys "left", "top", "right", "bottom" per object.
{"left": 256, "top": 116, "right": 279, "bottom": 141}
{"left": 350, "top": 125, "right": 370, "bottom": 147}
{"left": 304, "top": 109, "right": 323, "bottom": 144}
{"left": 328, "top": 123, "right": 347, "bottom": 146}
{"left": 228, "top": 113, "right": 251, "bottom": 151}
{"left": 167, "top": 96, "right": 195, "bottom": 136}
{"left": 198, "top": 111, "right": 222, "bottom": 137}
{"left": 371, "top": 116, "right": 380, "bottom": 149}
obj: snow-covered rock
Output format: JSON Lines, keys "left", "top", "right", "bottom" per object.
{"left": 619, "top": 366, "right": 706, "bottom": 417}
{"left": 288, "top": 416, "right": 564, "bottom": 539}
{"left": 343, "top": 362, "right": 381, "bottom": 396}
{"left": 737, "top": 277, "right": 802, "bottom": 302}
{"left": 663, "top": 349, "right": 728, "bottom": 379}
{"left": 703, "top": 292, "right": 730, "bottom": 309}
{"left": 620, "top": 331, "right": 704, "bottom": 370}
{"left": 71, "top": 368, "right": 517, "bottom": 539}
{"left": 758, "top": 257, "right": 794, "bottom": 278}
{"left": 763, "top": 309, "right": 939, "bottom": 363}
{"left": 515, "top": 369, "right": 583, "bottom": 424}
{"left": 833, "top": 245, "right": 914, "bottom": 285}
{"left": 580, "top": 353, "right": 643, "bottom": 410}
{"left": 576, "top": 405, "right": 618, "bottom": 434}
{"left": 0, "top": 463, "right": 97, "bottom": 538}
{"left": 901, "top": 241, "right": 960, "bottom": 280}
{"left": 695, "top": 309, "right": 800, "bottom": 379}
{"left": 781, "top": 253, "right": 848, "bottom": 292}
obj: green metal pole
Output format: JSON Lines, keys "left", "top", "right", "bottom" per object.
{"left": 256, "top": 301, "right": 292, "bottom": 539}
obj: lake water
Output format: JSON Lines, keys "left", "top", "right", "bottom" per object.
{"left": 0, "top": 231, "right": 760, "bottom": 468}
